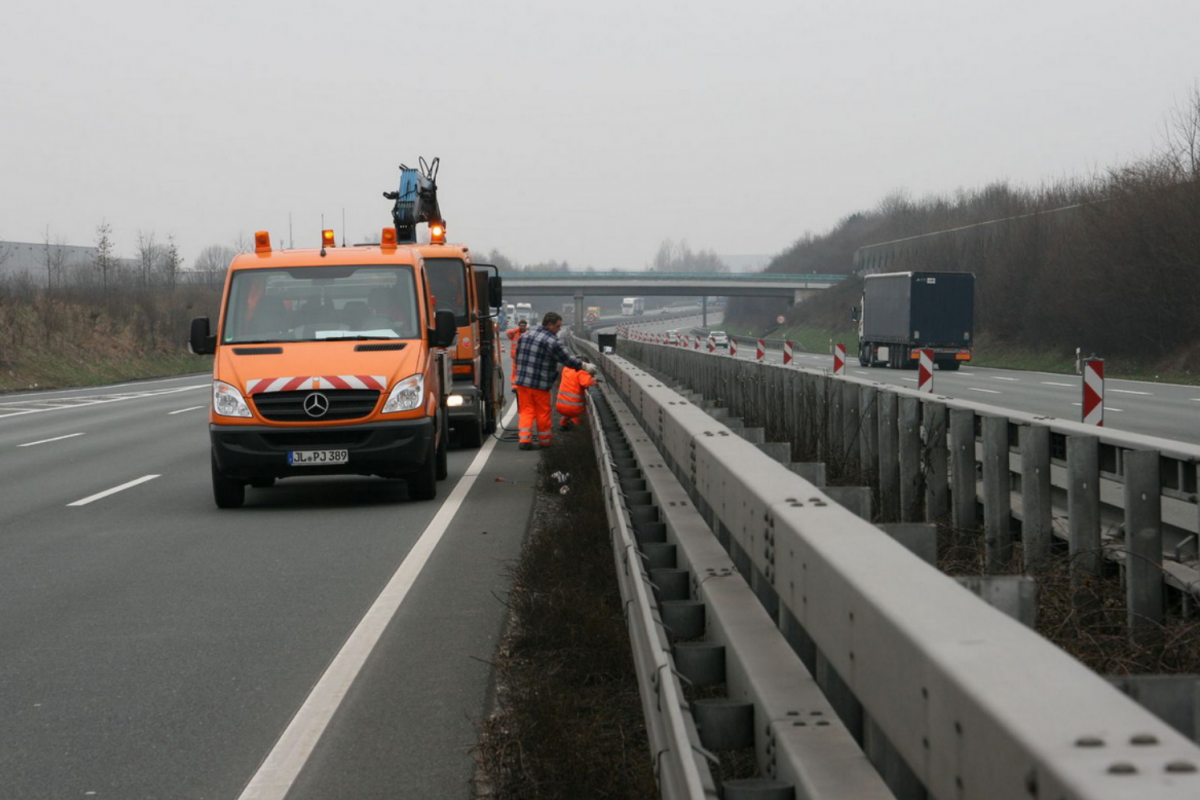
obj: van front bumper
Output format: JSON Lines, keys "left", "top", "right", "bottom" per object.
{"left": 210, "top": 418, "right": 434, "bottom": 481}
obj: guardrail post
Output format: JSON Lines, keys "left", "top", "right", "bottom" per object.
{"left": 860, "top": 385, "right": 879, "bottom": 488}
{"left": 878, "top": 391, "right": 900, "bottom": 521}
{"left": 1124, "top": 449, "right": 1164, "bottom": 644}
{"left": 1067, "top": 435, "right": 1102, "bottom": 600}
{"left": 923, "top": 402, "right": 949, "bottom": 522}
{"left": 828, "top": 376, "right": 844, "bottom": 473}
{"left": 949, "top": 408, "right": 977, "bottom": 531}
{"left": 1020, "top": 425, "right": 1052, "bottom": 573}
{"left": 982, "top": 416, "right": 1013, "bottom": 571}
{"left": 843, "top": 381, "right": 861, "bottom": 475}
{"left": 898, "top": 397, "right": 922, "bottom": 522}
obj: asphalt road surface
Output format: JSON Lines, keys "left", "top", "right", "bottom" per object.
{"left": 0, "top": 375, "right": 538, "bottom": 799}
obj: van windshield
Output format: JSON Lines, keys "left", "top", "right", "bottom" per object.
{"left": 222, "top": 265, "right": 420, "bottom": 344}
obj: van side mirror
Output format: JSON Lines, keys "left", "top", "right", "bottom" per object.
{"left": 433, "top": 309, "right": 458, "bottom": 348}
{"left": 190, "top": 317, "right": 216, "bottom": 355}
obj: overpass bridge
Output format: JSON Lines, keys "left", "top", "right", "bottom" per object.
{"left": 501, "top": 270, "right": 847, "bottom": 325}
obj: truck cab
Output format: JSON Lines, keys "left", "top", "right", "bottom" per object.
{"left": 189, "top": 228, "right": 457, "bottom": 508}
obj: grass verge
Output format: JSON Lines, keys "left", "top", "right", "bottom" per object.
{"left": 474, "top": 419, "right": 657, "bottom": 799}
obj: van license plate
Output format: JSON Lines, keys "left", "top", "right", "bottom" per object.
{"left": 289, "top": 449, "right": 349, "bottom": 466}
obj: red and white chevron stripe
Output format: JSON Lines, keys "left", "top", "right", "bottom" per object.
{"left": 1083, "top": 359, "right": 1104, "bottom": 426}
{"left": 246, "top": 375, "right": 388, "bottom": 395}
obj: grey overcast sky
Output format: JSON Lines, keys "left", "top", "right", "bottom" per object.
{"left": 2, "top": 0, "right": 1197, "bottom": 271}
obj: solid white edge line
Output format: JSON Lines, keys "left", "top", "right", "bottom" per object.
{"left": 18, "top": 432, "right": 85, "bottom": 447}
{"left": 67, "top": 474, "right": 160, "bottom": 506}
{"left": 237, "top": 401, "right": 519, "bottom": 800}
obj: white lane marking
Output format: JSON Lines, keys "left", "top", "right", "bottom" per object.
{"left": 969, "top": 388, "right": 1002, "bottom": 394}
{"left": 169, "top": 406, "right": 207, "bottom": 415}
{"left": 1070, "top": 403, "right": 1124, "bottom": 412}
{"left": 1108, "top": 389, "right": 1153, "bottom": 396}
{"left": 18, "top": 433, "right": 85, "bottom": 447}
{"left": 1042, "top": 382, "right": 1074, "bottom": 388}
{"left": 68, "top": 475, "right": 160, "bottom": 506}
{"left": 237, "top": 401, "right": 519, "bottom": 800}
{"left": 992, "top": 376, "right": 1019, "bottom": 382}
{"left": 0, "top": 385, "right": 207, "bottom": 420}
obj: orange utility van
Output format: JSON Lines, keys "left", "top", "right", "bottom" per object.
{"left": 189, "top": 228, "right": 458, "bottom": 508}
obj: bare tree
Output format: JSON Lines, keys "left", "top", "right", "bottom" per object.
{"left": 136, "top": 230, "right": 163, "bottom": 288}
{"left": 159, "top": 235, "right": 182, "bottom": 291}
{"left": 94, "top": 222, "right": 116, "bottom": 294}
{"left": 42, "top": 226, "right": 68, "bottom": 292}
{"left": 1160, "top": 82, "right": 1200, "bottom": 180}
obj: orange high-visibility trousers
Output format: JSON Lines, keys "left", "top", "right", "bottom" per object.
{"left": 516, "top": 386, "right": 553, "bottom": 447}
{"left": 554, "top": 366, "right": 593, "bottom": 420}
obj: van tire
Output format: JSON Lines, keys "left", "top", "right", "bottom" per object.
{"left": 461, "top": 419, "right": 484, "bottom": 449}
{"left": 212, "top": 453, "right": 245, "bottom": 509}
{"left": 408, "top": 444, "right": 438, "bottom": 501}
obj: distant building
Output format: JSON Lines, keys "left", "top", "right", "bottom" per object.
{"left": 0, "top": 240, "right": 97, "bottom": 282}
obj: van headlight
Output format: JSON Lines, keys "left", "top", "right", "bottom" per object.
{"left": 382, "top": 374, "right": 425, "bottom": 413}
{"left": 213, "top": 381, "right": 252, "bottom": 418}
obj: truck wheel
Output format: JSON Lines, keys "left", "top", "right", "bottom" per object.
{"left": 461, "top": 405, "right": 485, "bottom": 449}
{"left": 211, "top": 453, "right": 245, "bottom": 509}
{"left": 436, "top": 413, "right": 449, "bottom": 480}
{"left": 408, "top": 445, "right": 438, "bottom": 501}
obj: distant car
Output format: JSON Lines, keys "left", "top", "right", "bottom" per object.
{"left": 659, "top": 307, "right": 669, "bottom": 314}
{"left": 710, "top": 330, "right": 729, "bottom": 348}
{"left": 664, "top": 329, "right": 679, "bottom": 345}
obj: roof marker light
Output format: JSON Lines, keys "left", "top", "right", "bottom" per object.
{"left": 429, "top": 221, "right": 446, "bottom": 245}
{"left": 254, "top": 231, "right": 271, "bottom": 254}
{"left": 381, "top": 227, "right": 398, "bottom": 249}
{"left": 322, "top": 229, "right": 336, "bottom": 248}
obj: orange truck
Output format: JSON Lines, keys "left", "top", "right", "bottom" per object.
{"left": 383, "top": 158, "right": 503, "bottom": 448}
{"left": 419, "top": 237, "right": 504, "bottom": 448}
{"left": 189, "top": 227, "right": 458, "bottom": 508}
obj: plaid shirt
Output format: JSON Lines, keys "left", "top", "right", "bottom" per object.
{"left": 514, "top": 325, "right": 584, "bottom": 390}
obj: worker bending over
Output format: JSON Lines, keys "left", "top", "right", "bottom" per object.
{"left": 513, "top": 312, "right": 595, "bottom": 450}
{"left": 555, "top": 357, "right": 594, "bottom": 430}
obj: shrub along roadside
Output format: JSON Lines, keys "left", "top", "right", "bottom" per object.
{"left": 474, "top": 421, "right": 657, "bottom": 799}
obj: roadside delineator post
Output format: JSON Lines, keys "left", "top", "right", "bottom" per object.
{"left": 694, "top": 336, "right": 700, "bottom": 350}
{"left": 708, "top": 335, "right": 715, "bottom": 353}
{"left": 1083, "top": 359, "right": 1104, "bottom": 426}
{"left": 756, "top": 339, "right": 766, "bottom": 362}
{"left": 918, "top": 349, "right": 934, "bottom": 393}
{"left": 783, "top": 340, "right": 793, "bottom": 366}
{"left": 834, "top": 343, "right": 846, "bottom": 376}
{"left": 730, "top": 337, "right": 738, "bottom": 357}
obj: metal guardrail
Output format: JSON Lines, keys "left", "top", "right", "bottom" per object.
{"left": 618, "top": 337, "right": 1200, "bottom": 602}
{"left": 583, "top": 339, "right": 1200, "bottom": 799}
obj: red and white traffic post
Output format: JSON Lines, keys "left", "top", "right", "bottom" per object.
{"left": 756, "top": 339, "right": 766, "bottom": 362}
{"left": 729, "top": 337, "right": 738, "bottom": 357}
{"left": 918, "top": 349, "right": 934, "bottom": 393}
{"left": 1083, "top": 359, "right": 1104, "bottom": 426}
{"left": 833, "top": 343, "right": 846, "bottom": 376}
{"left": 708, "top": 335, "right": 715, "bottom": 353}
{"left": 783, "top": 341, "right": 793, "bottom": 366}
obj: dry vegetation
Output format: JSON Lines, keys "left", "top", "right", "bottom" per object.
{"left": 474, "top": 423, "right": 657, "bottom": 799}
{"left": 0, "top": 277, "right": 218, "bottom": 391}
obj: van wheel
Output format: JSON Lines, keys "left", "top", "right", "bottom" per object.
{"left": 436, "top": 414, "right": 449, "bottom": 480}
{"left": 212, "top": 454, "right": 245, "bottom": 509}
{"left": 408, "top": 445, "right": 437, "bottom": 501}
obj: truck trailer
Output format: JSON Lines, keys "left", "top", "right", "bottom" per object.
{"left": 855, "top": 271, "right": 974, "bottom": 370}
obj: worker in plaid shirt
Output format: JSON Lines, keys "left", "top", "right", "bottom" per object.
{"left": 513, "top": 312, "right": 596, "bottom": 450}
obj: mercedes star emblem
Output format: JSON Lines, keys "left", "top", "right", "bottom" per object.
{"left": 303, "top": 392, "right": 330, "bottom": 418}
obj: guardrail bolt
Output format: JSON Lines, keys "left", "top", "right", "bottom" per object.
{"left": 1130, "top": 734, "right": 1158, "bottom": 746}
{"left": 1165, "top": 761, "right": 1197, "bottom": 773}
{"left": 1107, "top": 762, "right": 1138, "bottom": 775}
{"left": 1075, "top": 736, "right": 1105, "bottom": 748}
